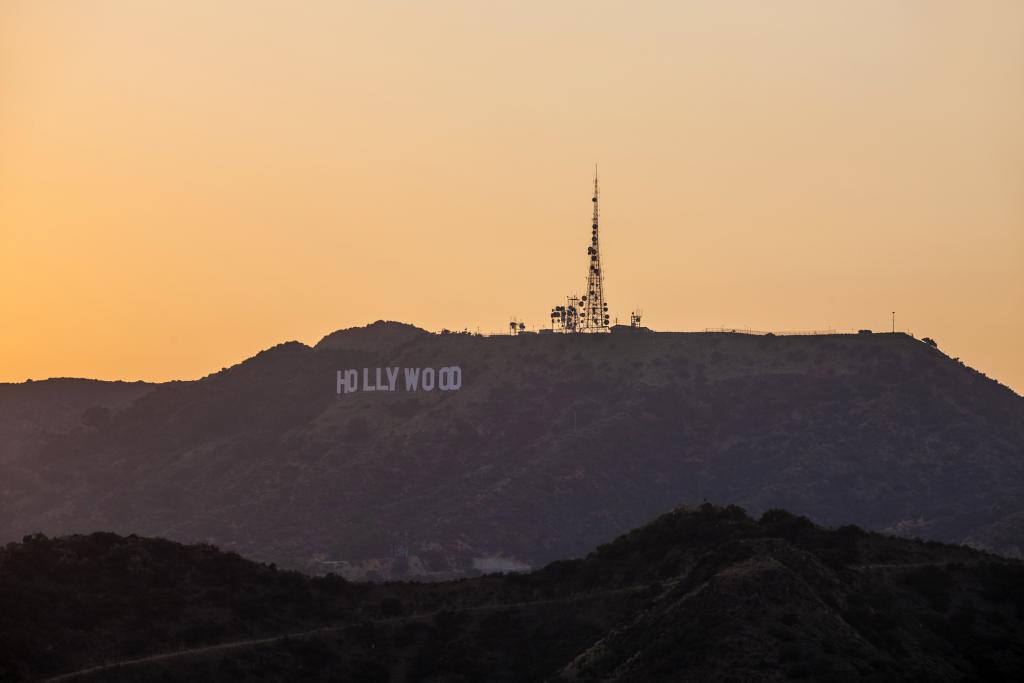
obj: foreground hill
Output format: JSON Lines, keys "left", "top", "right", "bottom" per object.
{"left": 2, "top": 506, "right": 1022, "bottom": 682}
{"left": 1, "top": 322, "right": 1022, "bottom": 575}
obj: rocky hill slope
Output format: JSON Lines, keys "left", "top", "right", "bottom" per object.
{"left": 1, "top": 322, "right": 1022, "bottom": 576}
{"left": 0, "top": 378, "right": 152, "bottom": 464}
{"left": 2, "top": 506, "right": 1022, "bottom": 682}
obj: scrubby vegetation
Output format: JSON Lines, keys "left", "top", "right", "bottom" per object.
{"left": 3, "top": 505, "right": 1023, "bottom": 682}
{"left": 3, "top": 326, "right": 1022, "bottom": 581}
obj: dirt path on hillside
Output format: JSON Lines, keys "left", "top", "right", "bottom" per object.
{"left": 39, "top": 583, "right": 658, "bottom": 682}
{"left": 44, "top": 560, "right": 1010, "bottom": 682}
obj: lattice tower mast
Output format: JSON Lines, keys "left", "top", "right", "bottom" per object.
{"left": 581, "top": 167, "right": 609, "bottom": 331}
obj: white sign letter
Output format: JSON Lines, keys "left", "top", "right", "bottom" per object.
{"left": 404, "top": 367, "right": 421, "bottom": 391}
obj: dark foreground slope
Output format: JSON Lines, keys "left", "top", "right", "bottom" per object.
{"left": 1, "top": 322, "right": 1022, "bottom": 576}
{"left": 3, "top": 507, "right": 1023, "bottom": 682}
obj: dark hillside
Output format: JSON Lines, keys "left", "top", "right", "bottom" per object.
{"left": 1, "top": 323, "right": 1022, "bottom": 576}
{"left": 2, "top": 506, "right": 1023, "bottom": 682}
{"left": 0, "top": 378, "right": 153, "bottom": 463}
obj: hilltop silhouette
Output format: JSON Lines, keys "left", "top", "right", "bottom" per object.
{"left": 1, "top": 322, "right": 1022, "bottom": 577}
{"left": 3, "top": 505, "right": 1022, "bottom": 682}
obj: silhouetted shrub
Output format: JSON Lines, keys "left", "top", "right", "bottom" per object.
{"left": 904, "top": 565, "right": 954, "bottom": 612}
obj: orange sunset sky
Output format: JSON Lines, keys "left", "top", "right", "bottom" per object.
{"left": 1, "top": 1, "right": 1022, "bottom": 392}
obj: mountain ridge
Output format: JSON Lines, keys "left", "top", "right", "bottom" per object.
{"left": 3, "top": 505, "right": 1022, "bottom": 682}
{"left": 1, "top": 322, "right": 1022, "bottom": 577}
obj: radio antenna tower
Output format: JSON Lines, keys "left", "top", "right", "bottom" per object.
{"left": 550, "top": 166, "right": 611, "bottom": 332}
{"left": 581, "top": 166, "right": 609, "bottom": 331}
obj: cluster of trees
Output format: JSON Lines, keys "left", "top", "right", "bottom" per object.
{"left": 4, "top": 505, "right": 1024, "bottom": 682}
{"left": 0, "top": 532, "right": 355, "bottom": 680}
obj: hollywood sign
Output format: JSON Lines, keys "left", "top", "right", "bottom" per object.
{"left": 336, "top": 367, "right": 462, "bottom": 394}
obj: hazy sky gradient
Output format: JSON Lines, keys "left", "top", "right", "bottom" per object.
{"left": 2, "top": 1, "right": 1022, "bottom": 391}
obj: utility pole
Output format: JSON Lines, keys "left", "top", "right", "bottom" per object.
{"left": 892, "top": 311, "right": 895, "bottom": 334}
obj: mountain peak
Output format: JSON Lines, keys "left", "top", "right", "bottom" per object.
{"left": 314, "top": 320, "right": 428, "bottom": 352}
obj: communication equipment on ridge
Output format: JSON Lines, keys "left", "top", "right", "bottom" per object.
{"left": 550, "top": 167, "right": 611, "bottom": 333}
{"left": 509, "top": 318, "right": 526, "bottom": 335}
{"left": 550, "top": 297, "right": 582, "bottom": 332}
{"left": 630, "top": 310, "right": 643, "bottom": 328}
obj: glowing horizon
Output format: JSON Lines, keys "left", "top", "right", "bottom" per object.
{"left": 1, "top": 1, "right": 1022, "bottom": 391}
